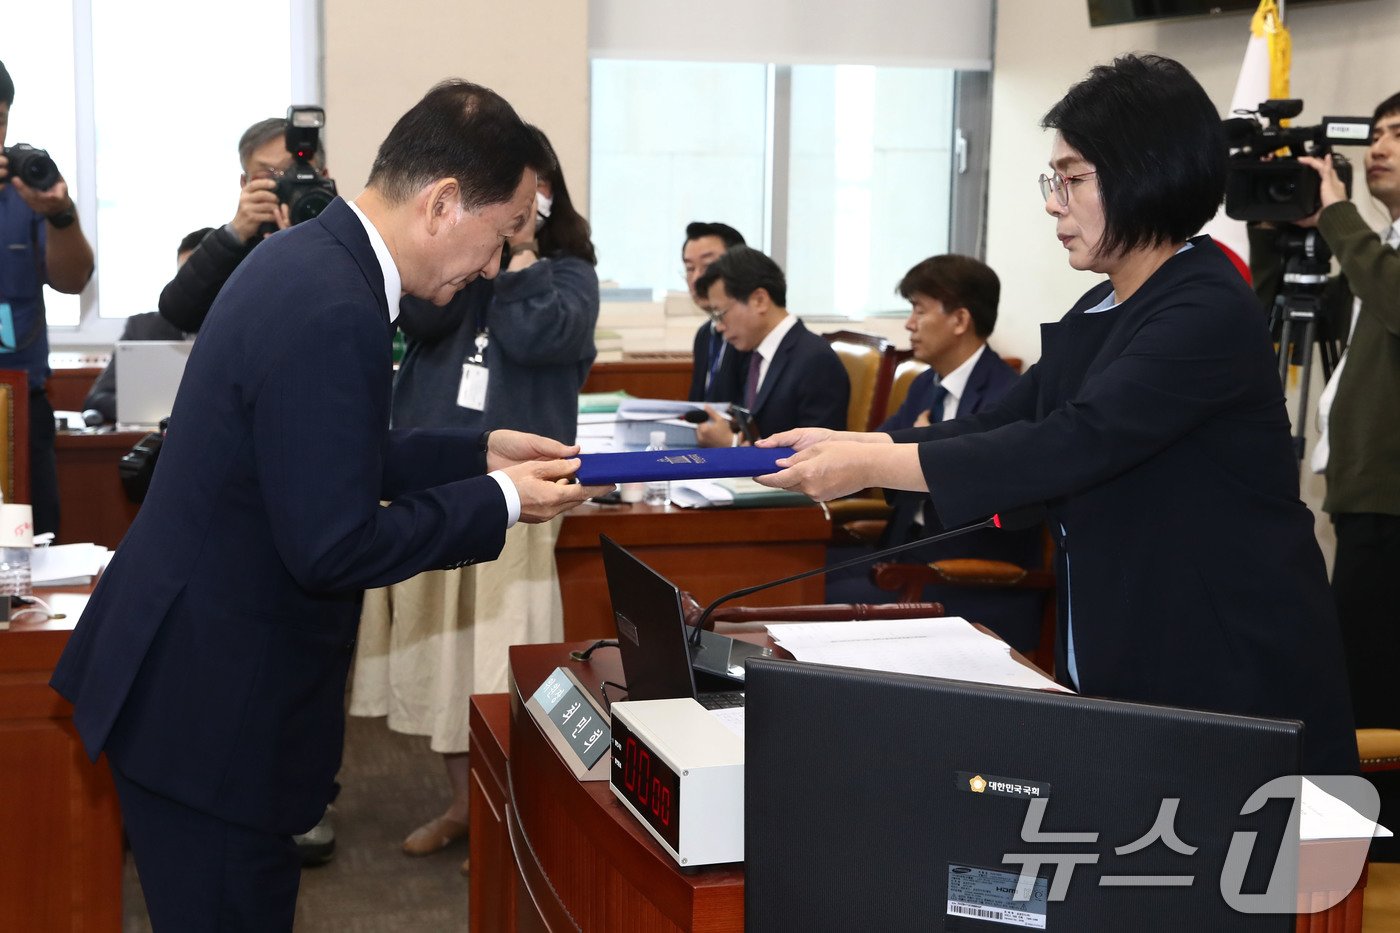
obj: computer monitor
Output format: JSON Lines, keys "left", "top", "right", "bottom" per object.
{"left": 743, "top": 659, "right": 1303, "bottom": 932}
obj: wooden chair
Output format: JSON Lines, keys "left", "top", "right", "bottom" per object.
{"left": 870, "top": 524, "right": 1058, "bottom": 673}
{"left": 0, "top": 370, "right": 31, "bottom": 506}
{"left": 1358, "top": 729, "right": 1400, "bottom": 773}
{"left": 822, "top": 330, "right": 890, "bottom": 432}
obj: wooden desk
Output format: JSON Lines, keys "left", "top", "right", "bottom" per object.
{"left": 55, "top": 430, "right": 144, "bottom": 548}
{"left": 581, "top": 358, "right": 692, "bottom": 401}
{"left": 471, "top": 642, "right": 742, "bottom": 933}
{"left": 46, "top": 366, "right": 104, "bottom": 414}
{"left": 556, "top": 502, "right": 831, "bottom": 642}
{"left": 471, "top": 642, "right": 1368, "bottom": 933}
{"left": 0, "top": 590, "right": 122, "bottom": 933}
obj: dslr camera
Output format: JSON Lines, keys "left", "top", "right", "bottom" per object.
{"left": 0, "top": 143, "right": 61, "bottom": 191}
{"left": 275, "top": 105, "right": 337, "bottom": 224}
{"left": 1223, "top": 99, "right": 1371, "bottom": 224}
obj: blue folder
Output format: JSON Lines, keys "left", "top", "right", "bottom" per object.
{"left": 574, "top": 446, "right": 796, "bottom": 486}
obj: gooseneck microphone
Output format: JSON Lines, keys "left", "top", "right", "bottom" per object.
{"left": 584, "top": 409, "right": 709, "bottom": 426}
{"left": 686, "top": 505, "right": 1048, "bottom": 649}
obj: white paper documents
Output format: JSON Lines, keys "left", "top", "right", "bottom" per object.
{"left": 1300, "top": 777, "right": 1393, "bottom": 841}
{"left": 768, "top": 617, "right": 1069, "bottom": 693}
{"left": 31, "top": 542, "right": 111, "bottom": 587}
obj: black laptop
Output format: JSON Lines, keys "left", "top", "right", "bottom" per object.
{"left": 744, "top": 658, "right": 1304, "bottom": 933}
{"left": 600, "top": 534, "right": 769, "bottom": 709}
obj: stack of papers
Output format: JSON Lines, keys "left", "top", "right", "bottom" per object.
{"left": 669, "top": 477, "right": 807, "bottom": 509}
{"left": 768, "top": 617, "right": 1069, "bottom": 693}
{"left": 31, "top": 542, "right": 111, "bottom": 587}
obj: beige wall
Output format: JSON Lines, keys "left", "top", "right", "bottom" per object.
{"left": 322, "top": 0, "right": 591, "bottom": 212}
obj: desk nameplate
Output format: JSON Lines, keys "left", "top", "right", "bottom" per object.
{"left": 524, "top": 666, "right": 611, "bottom": 782}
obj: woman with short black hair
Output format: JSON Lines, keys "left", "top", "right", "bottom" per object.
{"left": 760, "top": 54, "right": 1358, "bottom": 776}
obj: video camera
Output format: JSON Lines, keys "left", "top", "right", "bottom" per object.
{"left": 0, "top": 144, "right": 61, "bottom": 191}
{"left": 1223, "top": 99, "right": 1371, "bottom": 224}
{"left": 275, "top": 105, "right": 337, "bottom": 224}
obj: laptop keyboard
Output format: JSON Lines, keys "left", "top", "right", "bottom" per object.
{"left": 697, "top": 691, "right": 746, "bottom": 710}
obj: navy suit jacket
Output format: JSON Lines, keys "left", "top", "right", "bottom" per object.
{"left": 52, "top": 198, "right": 511, "bottom": 833}
{"left": 890, "top": 236, "right": 1357, "bottom": 776}
{"left": 877, "top": 348, "right": 1037, "bottom": 567}
{"left": 748, "top": 320, "right": 849, "bottom": 436}
{"left": 687, "top": 320, "right": 749, "bottom": 403}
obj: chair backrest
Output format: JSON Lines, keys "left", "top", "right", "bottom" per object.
{"left": 886, "top": 355, "right": 930, "bottom": 422}
{"left": 0, "top": 370, "right": 31, "bottom": 506}
{"left": 822, "top": 330, "right": 889, "bottom": 432}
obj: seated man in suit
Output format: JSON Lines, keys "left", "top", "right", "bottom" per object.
{"left": 683, "top": 221, "right": 750, "bottom": 403}
{"left": 827, "top": 254, "right": 1044, "bottom": 651}
{"left": 692, "top": 246, "right": 848, "bottom": 445}
{"left": 81, "top": 228, "right": 207, "bottom": 423}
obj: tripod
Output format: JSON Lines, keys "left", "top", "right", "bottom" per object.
{"left": 1268, "top": 226, "right": 1341, "bottom": 464}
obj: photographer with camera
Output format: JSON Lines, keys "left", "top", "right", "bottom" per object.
{"left": 0, "top": 60, "right": 95, "bottom": 537}
{"left": 1251, "top": 92, "right": 1400, "bottom": 779}
{"left": 158, "top": 112, "right": 333, "bottom": 334}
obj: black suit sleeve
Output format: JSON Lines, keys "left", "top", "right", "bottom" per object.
{"left": 801, "top": 348, "right": 851, "bottom": 431}
{"left": 158, "top": 227, "right": 254, "bottom": 333}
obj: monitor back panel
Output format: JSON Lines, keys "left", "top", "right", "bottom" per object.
{"left": 743, "top": 659, "right": 1302, "bottom": 933}
{"left": 114, "top": 340, "right": 193, "bottom": 427}
{"left": 600, "top": 534, "right": 698, "bottom": 702}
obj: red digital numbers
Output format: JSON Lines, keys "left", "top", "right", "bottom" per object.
{"left": 621, "top": 735, "right": 673, "bottom": 827}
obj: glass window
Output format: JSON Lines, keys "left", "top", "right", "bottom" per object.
{"left": 89, "top": 1, "right": 297, "bottom": 324}
{"left": 786, "top": 65, "right": 955, "bottom": 317}
{"left": 589, "top": 59, "right": 958, "bottom": 317}
{"left": 590, "top": 59, "right": 768, "bottom": 295}
{"left": 5, "top": 1, "right": 80, "bottom": 328}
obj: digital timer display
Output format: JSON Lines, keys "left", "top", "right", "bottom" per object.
{"left": 610, "top": 714, "right": 681, "bottom": 853}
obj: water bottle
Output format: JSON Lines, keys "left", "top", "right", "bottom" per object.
{"left": 644, "top": 430, "right": 670, "bottom": 507}
{"left": 0, "top": 496, "right": 33, "bottom": 598}
{"left": 0, "top": 546, "right": 31, "bottom": 597}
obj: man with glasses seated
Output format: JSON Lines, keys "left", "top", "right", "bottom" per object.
{"left": 157, "top": 117, "right": 331, "bottom": 334}
{"left": 682, "top": 221, "right": 750, "bottom": 403}
{"left": 691, "top": 245, "right": 847, "bottom": 446}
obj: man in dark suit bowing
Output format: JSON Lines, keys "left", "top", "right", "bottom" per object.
{"left": 692, "top": 246, "right": 848, "bottom": 446}
{"left": 50, "top": 80, "right": 608, "bottom": 931}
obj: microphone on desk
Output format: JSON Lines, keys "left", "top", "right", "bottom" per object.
{"left": 583, "top": 409, "right": 710, "bottom": 426}
{"left": 683, "top": 505, "right": 1049, "bottom": 669}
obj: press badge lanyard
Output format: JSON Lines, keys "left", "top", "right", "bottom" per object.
{"left": 456, "top": 306, "right": 489, "bottom": 411}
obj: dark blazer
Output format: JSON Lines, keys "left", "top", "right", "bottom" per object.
{"left": 749, "top": 319, "right": 849, "bottom": 436}
{"left": 891, "top": 236, "right": 1357, "bottom": 776}
{"left": 878, "top": 348, "right": 1035, "bottom": 564}
{"left": 688, "top": 319, "right": 750, "bottom": 403}
{"left": 52, "top": 198, "right": 512, "bottom": 834}
{"left": 82, "top": 312, "right": 191, "bottom": 423}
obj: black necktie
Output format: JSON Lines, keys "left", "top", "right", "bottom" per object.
{"left": 926, "top": 383, "right": 949, "bottom": 423}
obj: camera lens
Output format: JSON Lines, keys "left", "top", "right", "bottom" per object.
{"left": 289, "top": 187, "right": 335, "bottom": 225}
{"left": 3, "top": 145, "right": 60, "bottom": 191}
{"left": 1265, "top": 179, "right": 1297, "bottom": 203}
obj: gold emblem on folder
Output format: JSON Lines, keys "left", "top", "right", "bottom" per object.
{"left": 969, "top": 775, "right": 987, "bottom": 793}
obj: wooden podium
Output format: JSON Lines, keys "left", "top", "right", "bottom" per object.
{"left": 470, "top": 642, "right": 1369, "bottom": 933}
{"left": 0, "top": 591, "right": 122, "bottom": 933}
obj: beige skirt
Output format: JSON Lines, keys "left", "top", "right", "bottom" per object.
{"left": 348, "top": 517, "right": 564, "bottom": 753}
